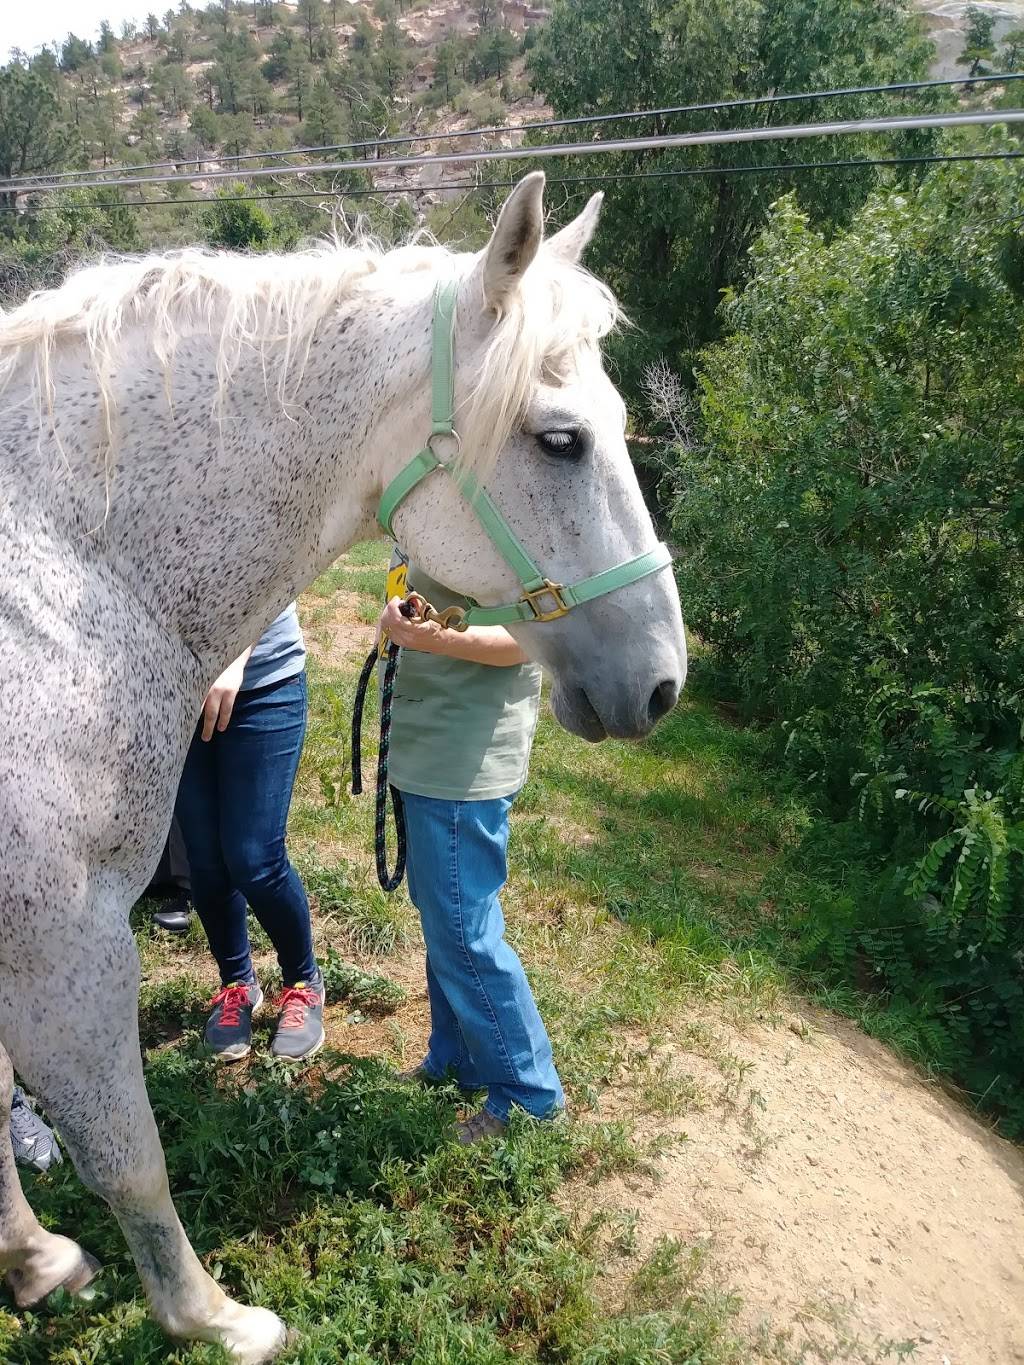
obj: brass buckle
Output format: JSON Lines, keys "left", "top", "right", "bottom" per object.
{"left": 521, "top": 580, "right": 570, "bottom": 622}
{"left": 422, "top": 602, "right": 469, "bottom": 633}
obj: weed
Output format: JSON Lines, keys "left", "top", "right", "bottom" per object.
{"left": 635, "top": 1052, "right": 704, "bottom": 1119}
{"left": 138, "top": 973, "right": 207, "bottom": 1049}
{"left": 320, "top": 947, "right": 407, "bottom": 1014}
{"left": 629, "top": 1235, "right": 704, "bottom": 1310}
{"left": 295, "top": 853, "right": 410, "bottom": 957}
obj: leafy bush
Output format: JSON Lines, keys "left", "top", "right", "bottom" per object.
{"left": 0, "top": 191, "right": 142, "bottom": 307}
{"left": 672, "top": 146, "right": 1024, "bottom": 1132}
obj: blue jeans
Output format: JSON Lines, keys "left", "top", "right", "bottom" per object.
{"left": 175, "top": 672, "right": 317, "bottom": 988}
{"left": 399, "top": 791, "right": 564, "bottom": 1123}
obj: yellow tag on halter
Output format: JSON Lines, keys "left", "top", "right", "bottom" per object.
{"left": 385, "top": 560, "right": 408, "bottom": 604}
{"left": 380, "top": 558, "right": 410, "bottom": 656}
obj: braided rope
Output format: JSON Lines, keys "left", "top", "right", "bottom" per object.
{"left": 351, "top": 640, "right": 407, "bottom": 893}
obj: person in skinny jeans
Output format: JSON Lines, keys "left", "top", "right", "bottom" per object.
{"left": 175, "top": 604, "right": 324, "bottom": 1063}
{"left": 378, "top": 551, "right": 564, "bottom": 1145}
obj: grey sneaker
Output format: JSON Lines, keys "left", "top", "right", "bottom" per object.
{"left": 270, "top": 971, "right": 325, "bottom": 1062}
{"left": 10, "top": 1088, "right": 62, "bottom": 1173}
{"left": 455, "top": 1108, "right": 508, "bottom": 1146}
{"left": 205, "top": 978, "right": 263, "bottom": 1062}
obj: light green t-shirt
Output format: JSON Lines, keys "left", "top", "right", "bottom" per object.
{"left": 382, "top": 550, "right": 542, "bottom": 801}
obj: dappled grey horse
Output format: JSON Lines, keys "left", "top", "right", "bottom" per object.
{"left": 0, "top": 173, "right": 685, "bottom": 1360}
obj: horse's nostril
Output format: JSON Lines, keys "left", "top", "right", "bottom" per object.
{"left": 647, "top": 678, "right": 679, "bottom": 726}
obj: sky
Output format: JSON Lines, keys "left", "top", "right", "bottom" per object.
{"left": 5, "top": 1, "right": 162, "bottom": 60}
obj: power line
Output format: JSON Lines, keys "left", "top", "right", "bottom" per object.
{"left": 4, "top": 147, "right": 1023, "bottom": 215}
{"left": 8, "top": 108, "right": 1024, "bottom": 198}
{"left": 6, "top": 69, "right": 1024, "bottom": 191}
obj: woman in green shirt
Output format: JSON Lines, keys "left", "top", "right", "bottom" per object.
{"left": 379, "top": 551, "right": 564, "bottom": 1144}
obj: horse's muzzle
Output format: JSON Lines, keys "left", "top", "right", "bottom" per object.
{"left": 551, "top": 667, "right": 684, "bottom": 742}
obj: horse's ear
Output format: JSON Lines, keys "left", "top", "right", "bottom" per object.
{"left": 546, "top": 192, "right": 604, "bottom": 264}
{"left": 475, "top": 170, "right": 545, "bottom": 315}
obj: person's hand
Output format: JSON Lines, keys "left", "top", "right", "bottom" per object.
{"left": 200, "top": 652, "right": 249, "bottom": 741}
{"left": 376, "top": 595, "right": 440, "bottom": 654}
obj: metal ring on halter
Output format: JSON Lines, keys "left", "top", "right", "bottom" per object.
{"left": 426, "top": 429, "right": 462, "bottom": 464}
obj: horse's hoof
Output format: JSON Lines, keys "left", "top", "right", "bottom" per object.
{"left": 7, "top": 1236, "right": 101, "bottom": 1308}
{"left": 51, "top": 1250, "right": 102, "bottom": 1302}
{"left": 220, "top": 1304, "right": 289, "bottom": 1363}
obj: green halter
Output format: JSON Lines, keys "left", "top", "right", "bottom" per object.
{"left": 377, "top": 280, "right": 673, "bottom": 628}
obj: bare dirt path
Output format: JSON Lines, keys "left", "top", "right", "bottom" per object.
{"left": 585, "top": 1005, "right": 1024, "bottom": 1364}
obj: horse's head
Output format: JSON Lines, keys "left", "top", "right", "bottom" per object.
{"left": 386, "top": 171, "right": 686, "bottom": 741}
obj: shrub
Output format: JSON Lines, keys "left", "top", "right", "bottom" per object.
{"left": 672, "top": 144, "right": 1024, "bottom": 1132}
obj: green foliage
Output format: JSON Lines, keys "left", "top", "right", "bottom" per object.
{"left": 673, "top": 149, "right": 1024, "bottom": 1134}
{"left": 959, "top": 3, "right": 997, "bottom": 75}
{"left": 60, "top": 33, "right": 95, "bottom": 72}
{"left": 321, "top": 947, "right": 408, "bottom": 1014}
{"left": 529, "top": 0, "right": 937, "bottom": 400}
{"left": 1002, "top": 26, "right": 1024, "bottom": 70}
{"left": 0, "top": 60, "right": 77, "bottom": 212}
{"left": 0, "top": 191, "right": 141, "bottom": 305}
{"left": 8, "top": 1046, "right": 743, "bottom": 1363}
{"left": 201, "top": 182, "right": 277, "bottom": 248}
{"left": 305, "top": 78, "right": 346, "bottom": 150}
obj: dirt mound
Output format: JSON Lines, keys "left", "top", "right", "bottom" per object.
{"left": 587, "top": 1007, "right": 1024, "bottom": 1363}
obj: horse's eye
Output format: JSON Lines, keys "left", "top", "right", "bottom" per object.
{"left": 536, "top": 429, "right": 584, "bottom": 459}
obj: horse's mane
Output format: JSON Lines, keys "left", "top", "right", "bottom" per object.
{"left": 0, "top": 234, "right": 619, "bottom": 480}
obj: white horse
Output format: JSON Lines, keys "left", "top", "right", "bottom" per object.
{"left": 0, "top": 172, "right": 685, "bottom": 1361}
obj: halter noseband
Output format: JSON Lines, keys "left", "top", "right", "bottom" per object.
{"left": 377, "top": 281, "right": 673, "bottom": 629}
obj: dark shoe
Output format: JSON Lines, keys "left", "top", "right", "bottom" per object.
{"left": 205, "top": 978, "right": 263, "bottom": 1062}
{"left": 270, "top": 970, "right": 325, "bottom": 1062}
{"left": 10, "top": 1088, "right": 62, "bottom": 1173}
{"left": 152, "top": 891, "right": 192, "bottom": 935}
{"left": 454, "top": 1108, "right": 508, "bottom": 1145}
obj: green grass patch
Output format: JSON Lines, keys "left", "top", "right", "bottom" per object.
{"left": 7, "top": 1055, "right": 744, "bottom": 1364}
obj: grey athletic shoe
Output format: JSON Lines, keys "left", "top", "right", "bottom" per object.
{"left": 10, "top": 1088, "right": 62, "bottom": 1173}
{"left": 205, "top": 978, "right": 263, "bottom": 1062}
{"left": 270, "top": 970, "right": 325, "bottom": 1062}
{"left": 455, "top": 1108, "right": 508, "bottom": 1146}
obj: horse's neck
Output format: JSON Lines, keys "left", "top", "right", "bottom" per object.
{"left": 37, "top": 281, "right": 434, "bottom": 678}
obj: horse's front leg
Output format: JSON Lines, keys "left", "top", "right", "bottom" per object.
{"left": 0, "top": 1041, "right": 99, "bottom": 1305}
{"left": 0, "top": 887, "right": 287, "bottom": 1364}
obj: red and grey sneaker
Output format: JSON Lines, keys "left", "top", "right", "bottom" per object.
{"left": 270, "top": 971, "right": 325, "bottom": 1062}
{"left": 205, "top": 978, "right": 263, "bottom": 1062}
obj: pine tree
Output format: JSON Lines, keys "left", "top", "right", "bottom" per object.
{"left": 286, "top": 46, "right": 313, "bottom": 121}
{"left": 305, "top": 78, "right": 344, "bottom": 151}
{"left": 959, "top": 4, "right": 997, "bottom": 75}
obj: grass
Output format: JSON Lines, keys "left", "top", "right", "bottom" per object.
{"left": 1, "top": 540, "right": 858, "bottom": 1364}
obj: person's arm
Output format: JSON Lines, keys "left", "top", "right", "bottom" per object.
{"left": 200, "top": 645, "right": 253, "bottom": 740}
{"left": 377, "top": 596, "right": 529, "bottom": 666}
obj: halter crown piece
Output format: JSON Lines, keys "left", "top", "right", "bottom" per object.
{"left": 377, "top": 280, "right": 674, "bottom": 628}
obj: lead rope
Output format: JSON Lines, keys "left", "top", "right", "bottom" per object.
{"left": 351, "top": 635, "right": 407, "bottom": 893}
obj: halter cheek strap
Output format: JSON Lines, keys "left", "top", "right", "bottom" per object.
{"left": 377, "top": 280, "right": 674, "bottom": 627}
